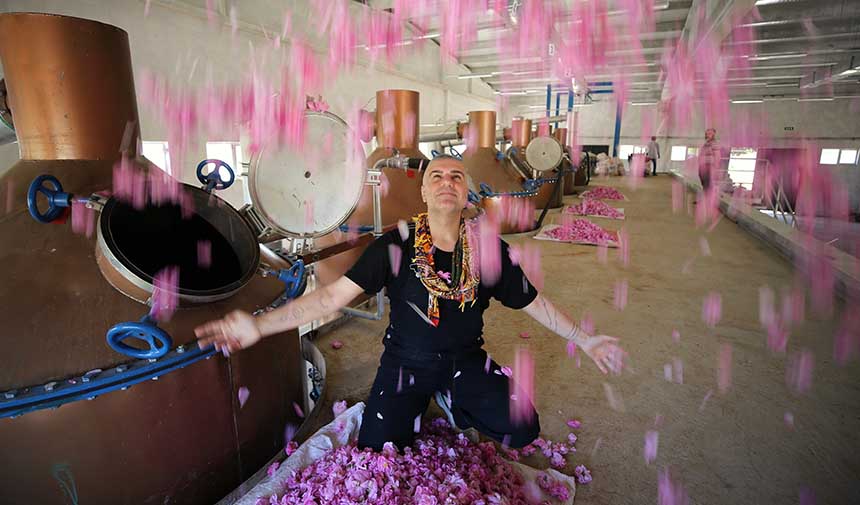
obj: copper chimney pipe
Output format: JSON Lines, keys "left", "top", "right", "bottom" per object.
{"left": 510, "top": 117, "right": 532, "bottom": 148}
{"left": 467, "top": 111, "right": 496, "bottom": 148}
{"left": 375, "top": 89, "right": 419, "bottom": 150}
{"left": 0, "top": 13, "right": 140, "bottom": 160}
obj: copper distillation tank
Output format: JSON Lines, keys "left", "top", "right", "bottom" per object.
{"left": 553, "top": 127, "right": 577, "bottom": 196}
{"left": 459, "top": 110, "right": 539, "bottom": 234}
{"left": 0, "top": 13, "right": 316, "bottom": 504}
{"left": 502, "top": 117, "right": 565, "bottom": 214}
{"left": 285, "top": 89, "right": 428, "bottom": 330}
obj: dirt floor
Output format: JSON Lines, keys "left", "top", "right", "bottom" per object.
{"left": 306, "top": 175, "right": 860, "bottom": 504}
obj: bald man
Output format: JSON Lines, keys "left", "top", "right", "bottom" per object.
{"left": 196, "top": 155, "right": 621, "bottom": 451}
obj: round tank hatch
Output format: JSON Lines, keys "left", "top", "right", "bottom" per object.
{"left": 97, "top": 185, "right": 260, "bottom": 305}
{"left": 247, "top": 111, "right": 366, "bottom": 239}
{"left": 525, "top": 136, "right": 564, "bottom": 173}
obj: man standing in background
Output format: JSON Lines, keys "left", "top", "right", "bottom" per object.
{"left": 647, "top": 136, "right": 660, "bottom": 176}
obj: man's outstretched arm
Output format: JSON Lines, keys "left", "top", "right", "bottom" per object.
{"left": 522, "top": 294, "right": 624, "bottom": 374}
{"left": 195, "top": 276, "right": 365, "bottom": 353}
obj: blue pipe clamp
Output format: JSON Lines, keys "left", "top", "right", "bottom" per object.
{"left": 27, "top": 174, "right": 73, "bottom": 223}
{"left": 196, "top": 159, "right": 235, "bottom": 192}
{"left": 106, "top": 314, "right": 173, "bottom": 359}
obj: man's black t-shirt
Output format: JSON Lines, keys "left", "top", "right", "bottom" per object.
{"left": 345, "top": 225, "right": 538, "bottom": 353}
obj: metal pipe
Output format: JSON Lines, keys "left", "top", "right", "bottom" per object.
{"left": 341, "top": 290, "right": 386, "bottom": 320}
{"left": 612, "top": 101, "right": 623, "bottom": 157}
{"left": 567, "top": 88, "right": 574, "bottom": 112}
{"left": 555, "top": 92, "right": 561, "bottom": 118}
{"left": 545, "top": 84, "right": 552, "bottom": 117}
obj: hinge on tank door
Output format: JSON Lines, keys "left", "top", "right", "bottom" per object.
{"left": 238, "top": 204, "right": 274, "bottom": 241}
{"left": 83, "top": 193, "right": 110, "bottom": 212}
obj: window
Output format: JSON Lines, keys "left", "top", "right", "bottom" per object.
{"left": 839, "top": 149, "right": 857, "bottom": 164}
{"left": 419, "top": 142, "right": 436, "bottom": 159}
{"left": 687, "top": 147, "right": 700, "bottom": 157}
{"left": 618, "top": 145, "right": 635, "bottom": 159}
{"left": 205, "top": 141, "right": 243, "bottom": 180}
{"left": 820, "top": 148, "right": 840, "bottom": 165}
{"left": 728, "top": 147, "right": 757, "bottom": 190}
{"left": 670, "top": 145, "right": 687, "bottom": 161}
{"left": 142, "top": 141, "right": 170, "bottom": 174}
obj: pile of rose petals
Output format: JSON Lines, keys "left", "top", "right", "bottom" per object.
{"left": 563, "top": 200, "right": 624, "bottom": 219}
{"left": 580, "top": 187, "right": 626, "bottom": 200}
{"left": 541, "top": 220, "right": 618, "bottom": 246}
{"left": 258, "top": 418, "right": 575, "bottom": 504}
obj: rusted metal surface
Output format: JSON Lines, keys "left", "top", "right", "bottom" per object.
{"left": 0, "top": 13, "right": 304, "bottom": 504}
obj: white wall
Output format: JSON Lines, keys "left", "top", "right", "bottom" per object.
{"left": 0, "top": 0, "right": 497, "bottom": 199}
{"left": 555, "top": 97, "right": 860, "bottom": 211}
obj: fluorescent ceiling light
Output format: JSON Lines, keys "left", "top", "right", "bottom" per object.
{"left": 748, "top": 53, "right": 806, "bottom": 61}
{"left": 630, "top": 102, "right": 657, "bottom": 106}
{"left": 457, "top": 73, "right": 493, "bottom": 79}
{"left": 731, "top": 99, "right": 763, "bottom": 104}
{"left": 797, "top": 97, "right": 835, "bottom": 102}
{"left": 755, "top": 0, "right": 788, "bottom": 5}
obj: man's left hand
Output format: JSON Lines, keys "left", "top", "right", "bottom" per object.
{"left": 579, "top": 335, "right": 625, "bottom": 375}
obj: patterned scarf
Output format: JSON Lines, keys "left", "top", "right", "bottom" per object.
{"left": 410, "top": 212, "right": 480, "bottom": 327}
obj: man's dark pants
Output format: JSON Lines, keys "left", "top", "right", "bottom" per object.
{"left": 357, "top": 342, "right": 540, "bottom": 451}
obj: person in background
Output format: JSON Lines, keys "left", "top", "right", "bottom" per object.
{"left": 698, "top": 128, "right": 731, "bottom": 191}
{"left": 647, "top": 136, "right": 660, "bottom": 176}
{"left": 194, "top": 155, "right": 624, "bottom": 453}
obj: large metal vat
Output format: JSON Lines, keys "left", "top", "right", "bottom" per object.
{"left": 310, "top": 89, "right": 428, "bottom": 287}
{"left": 0, "top": 13, "right": 305, "bottom": 504}
{"left": 461, "top": 111, "right": 537, "bottom": 234}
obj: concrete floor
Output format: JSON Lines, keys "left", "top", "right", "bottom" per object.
{"left": 307, "top": 175, "right": 860, "bottom": 505}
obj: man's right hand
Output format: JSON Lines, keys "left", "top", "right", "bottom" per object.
{"left": 194, "top": 310, "right": 262, "bottom": 354}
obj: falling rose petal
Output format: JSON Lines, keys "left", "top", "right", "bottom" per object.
{"left": 580, "top": 314, "right": 595, "bottom": 335}
{"left": 617, "top": 228, "right": 630, "bottom": 267}
{"left": 786, "top": 349, "right": 814, "bottom": 395}
{"left": 672, "top": 180, "right": 684, "bottom": 213}
{"left": 613, "top": 279, "right": 628, "bottom": 310}
{"left": 567, "top": 340, "right": 577, "bottom": 358}
{"left": 409, "top": 374, "right": 415, "bottom": 386}
{"left": 699, "top": 236, "right": 711, "bottom": 256}
{"left": 591, "top": 437, "right": 603, "bottom": 457}
{"left": 798, "top": 487, "right": 816, "bottom": 505}
{"left": 397, "top": 367, "right": 404, "bottom": 392}
{"left": 397, "top": 219, "right": 409, "bottom": 240}
{"left": 387, "top": 244, "right": 402, "bottom": 275}
{"left": 663, "top": 363, "right": 672, "bottom": 382}
{"left": 602, "top": 382, "right": 625, "bottom": 412}
{"left": 284, "top": 423, "right": 297, "bottom": 445}
{"left": 784, "top": 411, "right": 795, "bottom": 430}
{"left": 673, "top": 357, "right": 684, "bottom": 384}
{"left": 566, "top": 419, "right": 581, "bottom": 429}
{"left": 717, "top": 344, "right": 732, "bottom": 394}
{"left": 658, "top": 468, "right": 689, "bottom": 505}
{"left": 303, "top": 199, "right": 314, "bottom": 235}
{"left": 454, "top": 370, "right": 461, "bottom": 379}
{"left": 672, "top": 329, "right": 681, "bottom": 343}
{"left": 699, "top": 389, "right": 714, "bottom": 412}
{"left": 644, "top": 430, "right": 659, "bottom": 464}
{"left": 197, "top": 240, "right": 212, "bottom": 269}
{"left": 485, "top": 355, "right": 491, "bottom": 373}
{"left": 376, "top": 412, "right": 383, "bottom": 420}
{"left": 413, "top": 415, "right": 421, "bottom": 433}
{"left": 150, "top": 266, "right": 179, "bottom": 323}
{"left": 292, "top": 401, "right": 305, "bottom": 418}
{"left": 332, "top": 400, "right": 347, "bottom": 417}
{"left": 330, "top": 340, "right": 343, "bottom": 350}
{"left": 238, "top": 386, "right": 250, "bottom": 408}
{"left": 510, "top": 348, "right": 535, "bottom": 426}
{"left": 519, "top": 332, "right": 530, "bottom": 339}
{"left": 702, "top": 292, "right": 722, "bottom": 327}
{"left": 500, "top": 366, "right": 512, "bottom": 377}
{"left": 597, "top": 242, "right": 608, "bottom": 264}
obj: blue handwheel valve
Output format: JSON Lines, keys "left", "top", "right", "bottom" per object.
{"left": 277, "top": 260, "right": 306, "bottom": 300}
{"left": 106, "top": 315, "right": 173, "bottom": 359}
{"left": 27, "top": 174, "right": 72, "bottom": 223}
{"left": 196, "top": 159, "right": 235, "bottom": 192}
